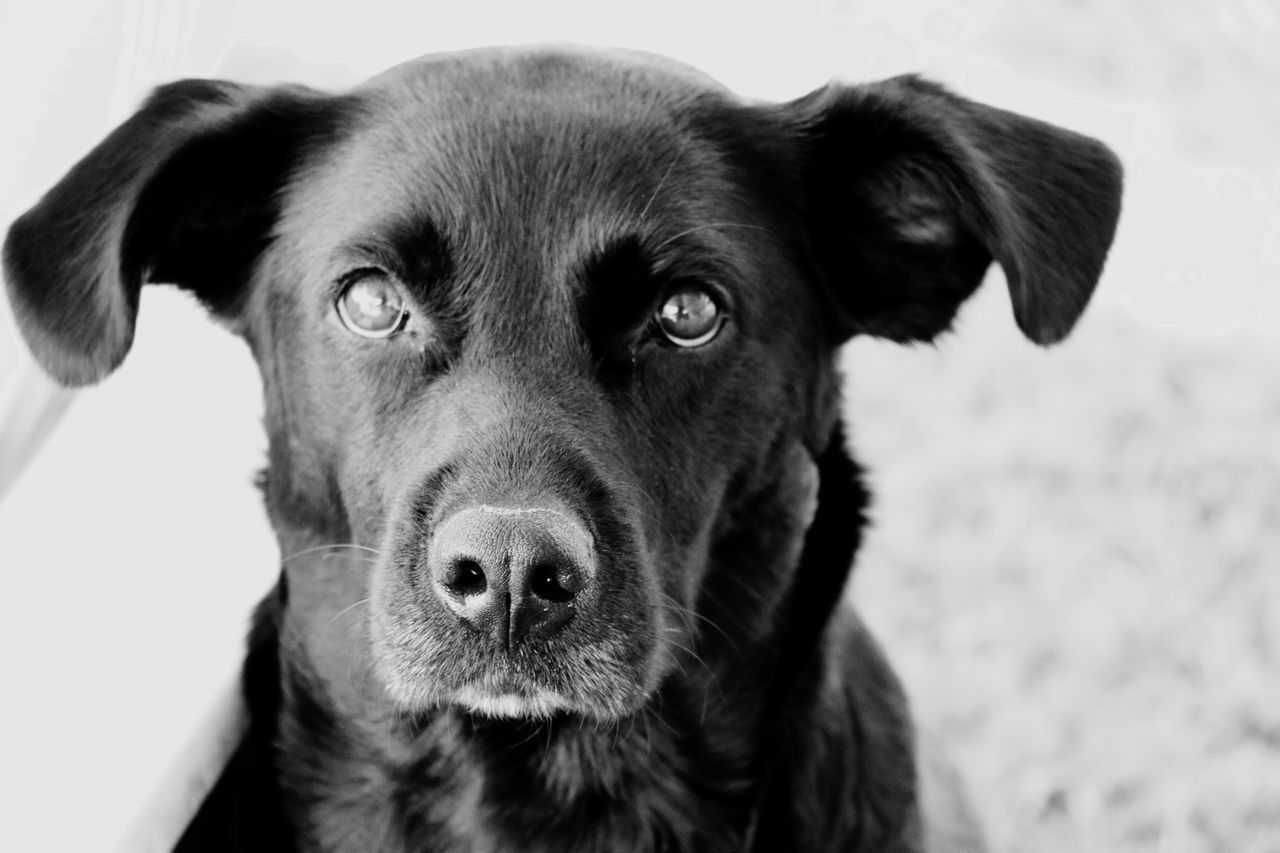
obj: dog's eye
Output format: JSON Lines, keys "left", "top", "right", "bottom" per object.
{"left": 655, "top": 287, "right": 723, "bottom": 347}
{"left": 335, "top": 271, "right": 409, "bottom": 338}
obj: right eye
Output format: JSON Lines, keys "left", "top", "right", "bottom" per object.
{"left": 335, "top": 271, "right": 410, "bottom": 339}
{"left": 654, "top": 285, "right": 725, "bottom": 348}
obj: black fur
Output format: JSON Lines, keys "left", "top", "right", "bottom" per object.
{"left": 4, "top": 46, "right": 1123, "bottom": 852}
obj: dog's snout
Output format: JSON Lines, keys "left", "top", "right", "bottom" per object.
{"left": 428, "top": 505, "right": 596, "bottom": 648}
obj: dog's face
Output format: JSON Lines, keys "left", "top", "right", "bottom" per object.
{"left": 3, "top": 47, "right": 1122, "bottom": 722}
{"left": 268, "top": 53, "right": 831, "bottom": 718}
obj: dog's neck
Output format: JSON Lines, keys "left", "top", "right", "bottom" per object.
{"left": 251, "top": 432, "right": 897, "bottom": 852}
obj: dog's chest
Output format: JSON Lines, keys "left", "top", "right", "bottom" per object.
{"left": 295, "top": 762, "right": 502, "bottom": 853}
{"left": 283, "top": 711, "right": 751, "bottom": 853}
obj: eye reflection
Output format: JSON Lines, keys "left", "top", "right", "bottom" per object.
{"left": 335, "top": 271, "right": 409, "bottom": 338}
{"left": 656, "top": 287, "right": 723, "bottom": 347}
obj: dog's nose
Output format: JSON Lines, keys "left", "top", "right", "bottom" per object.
{"left": 427, "top": 505, "right": 595, "bottom": 648}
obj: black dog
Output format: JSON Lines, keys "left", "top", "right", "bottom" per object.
{"left": 4, "top": 46, "right": 1121, "bottom": 851}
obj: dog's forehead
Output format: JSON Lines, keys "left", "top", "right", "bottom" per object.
{"left": 361, "top": 44, "right": 729, "bottom": 105}
{"left": 285, "top": 47, "right": 748, "bottom": 262}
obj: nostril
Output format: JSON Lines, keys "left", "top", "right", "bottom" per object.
{"left": 528, "top": 562, "right": 581, "bottom": 603}
{"left": 428, "top": 504, "right": 596, "bottom": 645}
{"left": 444, "top": 558, "right": 487, "bottom": 598}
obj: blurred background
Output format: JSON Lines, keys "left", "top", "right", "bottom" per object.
{"left": 1, "top": 1, "right": 1276, "bottom": 850}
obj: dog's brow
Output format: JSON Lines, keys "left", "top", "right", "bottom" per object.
{"left": 381, "top": 216, "right": 449, "bottom": 278}
{"left": 328, "top": 240, "right": 401, "bottom": 273}
{"left": 329, "top": 216, "right": 451, "bottom": 289}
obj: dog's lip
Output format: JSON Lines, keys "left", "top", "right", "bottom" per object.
{"left": 449, "top": 683, "right": 573, "bottom": 719}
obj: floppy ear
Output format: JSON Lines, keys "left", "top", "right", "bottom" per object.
{"left": 782, "top": 75, "right": 1122, "bottom": 345}
{"left": 2, "top": 79, "right": 339, "bottom": 386}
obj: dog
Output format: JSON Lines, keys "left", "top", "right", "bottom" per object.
{"left": 3, "top": 45, "right": 1121, "bottom": 851}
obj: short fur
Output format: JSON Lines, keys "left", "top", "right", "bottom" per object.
{"left": 3, "top": 46, "right": 1122, "bottom": 852}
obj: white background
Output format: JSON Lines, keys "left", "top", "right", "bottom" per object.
{"left": 1, "top": 1, "right": 1277, "bottom": 851}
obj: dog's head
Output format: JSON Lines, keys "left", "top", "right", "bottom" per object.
{"left": 4, "top": 47, "right": 1121, "bottom": 722}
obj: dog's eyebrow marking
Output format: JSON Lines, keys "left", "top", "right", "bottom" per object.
{"left": 328, "top": 216, "right": 450, "bottom": 291}
{"left": 328, "top": 238, "right": 400, "bottom": 270}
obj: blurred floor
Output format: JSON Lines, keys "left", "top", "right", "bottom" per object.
{"left": 840, "top": 4, "right": 1280, "bottom": 852}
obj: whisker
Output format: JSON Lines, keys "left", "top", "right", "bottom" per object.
{"left": 638, "top": 137, "right": 691, "bottom": 221}
{"left": 281, "top": 542, "right": 383, "bottom": 564}
{"left": 627, "top": 505, "right": 682, "bottom": 552}
{"left": 327, "top": 596, "right": 373, "bottom": 628}
{"left": 654, "top": 592, "right": 742, "bottom": 657}
{"left": 321, "top": 554, "right": 382, "bottom": 571}
{"left": 655, "top": 595, "right": 697, "bottom": 635}
{"left": 510, "top": 722, "right": 548, "bottom": 751}
{"left": 660, "top": 637, "right": 715, "bottom": 680}
{"left": 653, "top": 221, "right": 770, "bottom": 253}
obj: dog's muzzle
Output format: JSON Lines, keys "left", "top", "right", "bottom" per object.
{"left": 371, "top": 429, "right": 661, "bottom": 721}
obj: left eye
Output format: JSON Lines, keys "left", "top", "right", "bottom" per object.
{"left": 655, "top": 286, "right": 724, "bottom": 347}
{"left": 335, "top": 271, "right": 409, "bottom": 338}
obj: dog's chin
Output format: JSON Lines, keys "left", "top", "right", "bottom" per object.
{"left": 448, "top": 685, "right": 574, "bottom": 720}
{"left": 415, "top": 682, "right": 651, "bottom": 723}
{"left": 371, "top": 617, "right": 668, "bottom": 724}
{"left": 377, "top": 662, "right": 655, "bottom": 724}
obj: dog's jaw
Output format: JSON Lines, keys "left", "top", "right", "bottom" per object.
{"left": 368, "top": 599, "right": 668, "bottom": 723}
{"left": 448, "top": 686, "right": 573, "bottom": 719}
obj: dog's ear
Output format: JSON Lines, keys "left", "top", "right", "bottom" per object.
{"left": 3, "top": 80, "right": 338, "bottom": 386}
{"left": 777, "top": 75, "right": 1122, "bottom": 345}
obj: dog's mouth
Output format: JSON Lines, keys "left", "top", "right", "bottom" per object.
{"left": 370, "top": 596, "right": 666, "bottom": 721}
{"left": 449, "top": 683, "right": 573, "bottom": 720}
